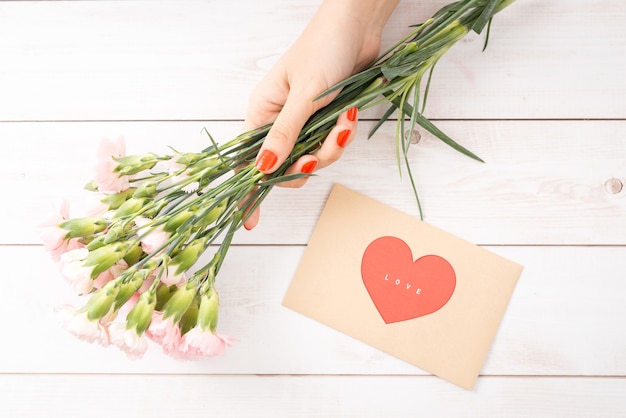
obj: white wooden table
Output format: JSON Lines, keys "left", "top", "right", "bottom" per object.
{"left": 1, "top": 0, "right": 625, "bottom": 416}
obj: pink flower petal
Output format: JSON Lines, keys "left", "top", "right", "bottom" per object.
{"left": 56, "top": 304, "right": 108, "bottom": 345}
{"left": 92, "top": 259, "right": 128, "bottom": 289}
{"left": 39, "top": 199, "right": 76, "bottom": 261}
{"left": 135, "top": 217, "right": 170, "bottom": 254}
{"left": 146, "top": 312, "right": 182, "bottom": 354}
{"left": 108, "top": 322, "right": 148, "bottom": 360}
{"left": 178, "top": 327, "right": 236, "bottom": 359}
{"left": 94, "top": 137, "right": 130, "bottom": 193}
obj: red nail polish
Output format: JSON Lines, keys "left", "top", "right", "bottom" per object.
{"left": 256, "top": 149, "right": 278, "bottom": 172}
{"left": 301, "top": 160, "right": 318, "bottom": 174}
{"left": 347, "top": 106, "right": 357, "bottom": 122}
{"left": 337, "top": 129, "right": 351, "bottom": 148}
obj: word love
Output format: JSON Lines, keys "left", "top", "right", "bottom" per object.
{"left": 384, "top": 274, "right": 422, "bottom": 294}
{"left": 361, "top": 236, "right": 456, "bottom": 324}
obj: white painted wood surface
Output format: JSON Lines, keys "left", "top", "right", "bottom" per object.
{"left": 1, "top": 0, "right": 625, "bottom": 416}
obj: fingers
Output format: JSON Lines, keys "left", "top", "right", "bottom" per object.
{"left": 279, "top": 155, "right": 320, "bottom": 189}
{"left": 254, "top": 92, "right": 316, "bottom": 174}
{"left": 242, "top": 196, "right": 260, "bottom": 230}
{"left": 313, "top": 105, "right": 358, "bottom": 170}
{"left": 274, "top": 106, "right": 358, "bottom": 189}
{"left": 244, "top": 98, "right": 357, "bottom": 228}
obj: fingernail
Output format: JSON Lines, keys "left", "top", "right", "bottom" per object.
{"left": 301, "top": 160, "right": 318, "bottom": 174}
{"left": 347, "top": 106, "right": 357, "bottom": 122}
{"left": 337, "top": 129, "right": 351, "bottom": 148}
{"left": 255, "top": 149, "right": 278, "bottom": 172}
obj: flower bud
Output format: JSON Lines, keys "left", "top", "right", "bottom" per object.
{"left": 114, "top": 153, "right": 160, "bottom": 175}
{"left": 126, "top": 292, "right": 156, "bottom": 335}
{"left": 114, "top": 197, "right": 148, "bottom": 219}
{"left": 163, "top": 207, "right": 196, "bottom": 233}
{"left": 198, "top": 290, "right": 219, "bottom": 333}
{"left": 103, "top": 224, "right": 125, "bottom": 244}
{"left": 86, "top": 235, "right": 107, "bottom": 251}
{"left": 178, "top": 298, "right": 199, "bottom": 335}
{"left": 123, "top": 243, "right": 144, "bottom": 266}
{"left": 85, "top": 280, "right": 119, "bottom": 320}
{"left": 155, "top": 283, "right": 177, "bottom": 311}
{"left": 113, "top": 270, "right": 146, "bottom": 310}
{"left": 133, "top": 182, "right": 158, "bottom": 198}
{"left": 187, "top": 157, "right": 219, "bottom": 176}
{"left": 83, "top": 242, "right": 128, "bottom": 277}
{"left": 84, "top": 180, "right": 99, "bottom": 192}
{"left": 60, "top": 217, "right": 108, "bottom": 239}
{"left": 195, "top": 199, "right": 227, "bottom": 230}
{"left": 141, "top": 199, "right": 168, "bottom": 219}
{"left": 101, "top": 188, "right": 135, "bottom": 210}
{"left": 170, "top": 237, "right": 207, "bottom": 275}
{"left": 162, "top": 282, "right": 196, "bottom": 323}
{"left": 175, "top": 152, "right": 205, "bottom": 166}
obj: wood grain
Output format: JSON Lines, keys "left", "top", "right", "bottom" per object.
{"left": 1, "top": 0, "right": 625, "bottom": 416}
{"left": 0, "top": 0, "right": 624, "bottom": 120}
{"left": 5, "top": 120, "right": 624, "bottom": 246}
{"left": 2, "top": 245, "right": 624, "bottom": 376}
{"left": 1, "top": 375, "right": 625, "bottom": 418}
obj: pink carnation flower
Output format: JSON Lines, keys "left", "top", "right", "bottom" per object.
{"left": 94, "top": 137, "right": 130, "bottom": 193}
{"left": 160, "top": 265, "right": 186, "bottom": 287}
{"left": 39, "top": 199, "right": 84, "bottom": 261}
{"left": 92, "top": 258, "right": 128, "bottom": 290}
{"left": 59, "top": 248, "right": 127, "bottom": 294}
{"left": 108, "top": 322, "right": 149, "bottom": 360}
{"left": 134, "top": 217, "right": 170, "bottom": 254}
{"left": 56, "top": 304, "right": 109, "bottom": 345}
{"left": 178, "top": 327, "right": 236, "bottom": 359}
{"left": 167, "top": 160, "right": 199, "bottom": 193}
{"left": 138, "top": 275, "right": 156, "bottom": 293}
{"left": 146, "top": 312, "right": 183, "bottom": 355}
{"left": 147, "top": 313, "right": 235, "bottom": 360}
{"left": 59, "top": 248, "right": 95, "bottom": 295}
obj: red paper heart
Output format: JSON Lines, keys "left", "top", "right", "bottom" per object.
{"left": 361, "top": 236, "right": 456, "bottom": 324}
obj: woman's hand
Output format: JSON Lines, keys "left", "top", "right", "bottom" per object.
{"left": 243, "top": 0, "right": 399, "bottom": 229}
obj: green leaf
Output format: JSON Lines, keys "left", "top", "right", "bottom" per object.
{"left": 259, "top": 172, "right": 312, "bottom": 186}
{"left": 387, "top": 93, "right": 484, "bottom": 163}
{"left": 315, "top": 66, "right": 381, "bottom": 101}
{"left": 400, "top": 130, "right": 424, "bottom": 220}
{"left": 368, "top": 104, "right": 397, "bottom": 139}
{"left": 421, "top": 63, "right": 437, "bottom": 113}
{"left": 414, "top": 113, "right": 484, "bottom": 163}
{"left": 473, "top": 0, "right": 498, "bottom": 34}
{"left": 482, "top": 17, "right": 493, "bottom": 51}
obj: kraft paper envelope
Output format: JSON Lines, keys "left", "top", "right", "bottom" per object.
{"left": 283, "top": 184, "right": 523, "bottom": 390}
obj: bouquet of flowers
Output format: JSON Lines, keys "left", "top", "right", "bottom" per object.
{"left": 40, "top": 0, "right": 516, "bottom": 359}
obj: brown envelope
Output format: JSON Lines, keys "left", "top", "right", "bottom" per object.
{"left": 282, "top": 184, "right": 523, "bottom": 390}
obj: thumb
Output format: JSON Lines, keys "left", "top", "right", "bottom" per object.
{"left": 254, "top": 93, "right": 315, "bottom": 174}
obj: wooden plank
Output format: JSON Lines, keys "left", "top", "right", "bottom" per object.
{"left": 1, "top": 374, "right": 625, "bottom": 417}
{"left": 1, "top": 1, "right": 623, "bottom": 416}
{"left": 2, "top": 245, "right": 625, "bottom": 376}
{"left": 5, "top": 120, "right": 625, "bottom": 246}
{"left": 0, "top": 0, "right": 624, "bottom": 120}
